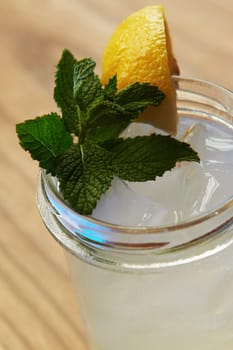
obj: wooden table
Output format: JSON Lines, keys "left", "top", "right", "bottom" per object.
{"left": 0, "top": 0, "right": 232, "bottom": 349}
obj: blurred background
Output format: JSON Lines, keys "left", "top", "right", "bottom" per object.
{"left": 0, "top": 0, "right": 232, "bottom": 349}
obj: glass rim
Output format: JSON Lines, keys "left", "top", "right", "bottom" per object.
{"left": 40, "top": 76, "right": 233, "bottom": 238}
{"left": 42, "top": 170, "right": 233, "bottom": 236}
{"left": 173, "top": 75, "right": 233, "bottom": 98}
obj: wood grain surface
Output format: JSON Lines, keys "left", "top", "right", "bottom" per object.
{"left": 0, "top": 0, "right": 232, "bottom": 349}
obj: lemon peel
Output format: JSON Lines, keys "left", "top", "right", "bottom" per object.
{"left": 101, "top": 5, "right": 179, "bottom": 134}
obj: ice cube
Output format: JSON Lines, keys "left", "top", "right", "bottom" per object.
{"left": 128, "top": 160, "right": 233, "bottom": 224}
{"left": 183, "top": 122, "right": 233, "bottom": 163}
{"left": 181, "top": 122, "right": 233, "bottom": 210}
{"left": 92, "top": 177, "right": 168, "bottom": 226}
{"left": 120, "top": 121, "right": 166, "bottom": 138}
{"left": 128, "top": 166, "right": 187, "bottom": 208}
{"left": 93, "top": 122, "right": 233, "bottom": 226}
{"left": 128, "top": 163, "right": 209, "bottom": 223}
{"left": 200, "top": 160, "right": 233, "bottom": 210}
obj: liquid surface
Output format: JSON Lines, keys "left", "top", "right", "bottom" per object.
{"left": 92, "top": 119, "right": 233, "bottom": 226}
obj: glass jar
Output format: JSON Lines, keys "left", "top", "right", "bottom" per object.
{"left": 37, "top": 77, "right": 233, "bottom": 350}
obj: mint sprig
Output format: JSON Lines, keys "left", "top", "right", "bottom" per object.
{"left": 16, "top": 113, "right": 72, "bottom": 175}
{"left": 16, "top": 49, "right": 200, "bottom": 215}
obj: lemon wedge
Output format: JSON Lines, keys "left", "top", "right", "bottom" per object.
{"left": 101, "top": 5, "right": 179, "bottom": 134}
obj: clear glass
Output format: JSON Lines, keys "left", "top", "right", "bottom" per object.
{"left": 37, "top": 77, "right": 233, "bottom": 350}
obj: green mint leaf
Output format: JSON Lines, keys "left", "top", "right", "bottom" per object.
{"left": 85, "top": 81, "right": 165, "bottom": 144}
{"left": 73, "top": 59, "right": 102, "bottom": 111}
{"left": 86, "top": 100, "right": 130, "bottom": 143}
{"left": 54, "top": 49, "right": 80, "bottom": 135}
{"left": 73, "top": 58, "right": 96, "bottom": 92}
{"left": 110, "top": 134, "right": 200, "bottom": 181}
{"left": 78, "top": 74, "right": 102, "bottom": 112}
{"left": 16, "top": 113, "right": 73, "bottom": 175}
{"left": 103, "top": 75, "right": 117, "bottom": 100}
{"left": 115, "top": 82, "right": 165, "bottom": 117}
{"left": 57, "top": 142, "right": 113, "bottom": 214}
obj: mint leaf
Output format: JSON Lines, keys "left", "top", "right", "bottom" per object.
{"left": 73, "top": 59, "right": 102, "bottom": 111}
{"left": 86, "top": 100, "right": 130, "bottom": 143}
{"left": 85, "top": 82, "right": 165, "bottom": 144}
{"left": 110, "top": 134, "right": 200, "bottom": 181}
{"left": 57, "top": 142, "right": 113, "bottom": 214}
{"left": 73, "top": 58, "right": 96, "bottom": 91}
{"left": 16, "top": 113, "right": 73, "bottom": 174}
{"left": 76, "top": 74, "right": 102, "bottom": 112}
{"left": 115, "top": 82, "right": 165, "bottom": 117}
{"left": 103, "top": 75, "right": 117, "bottom": 100}
{"left": 54, "top": 49, "right": 80, "bottom": 135}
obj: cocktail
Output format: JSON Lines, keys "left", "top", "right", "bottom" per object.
{"left": 17, "top": 5, "right": 233, "bottom": 350}
{"left": 38, "top": 76, "right": 233, "bottom": 350}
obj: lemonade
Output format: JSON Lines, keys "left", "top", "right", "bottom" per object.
{"left": 16, "top": 4, "right": 233, "bottom": 349}
{"left": 37, "top": 77, "right": 233, "bottom": 350}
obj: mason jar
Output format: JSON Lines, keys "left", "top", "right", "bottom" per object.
{"left": 37, "top": 77, "right": 233, "bottom": 350}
